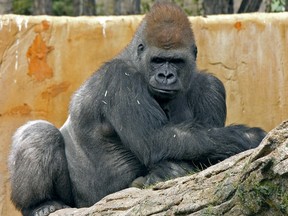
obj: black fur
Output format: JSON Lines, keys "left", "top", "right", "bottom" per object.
{"left": 8, "top": 3, "right": 266, "bottom": 215}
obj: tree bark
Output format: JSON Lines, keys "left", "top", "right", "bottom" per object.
{"left": 238, "top": 0, "right": 263, "bottom": 13}
{"left": 73, "top": 0, "right": 96, "bottom": 16}
{"left": 113, "top": 0, "right": 141, "bottom": 15}
{"left": 0, "top": 0, "right": 12, "bottom": 14}
{"left": 51, "top": 120, "right": 288, "bottom": 216}
{"left": 33, "top": 0, "right": 52, "bottom": 15}
{"left": 202, "top": 0, "right": 234, "bottom": 15}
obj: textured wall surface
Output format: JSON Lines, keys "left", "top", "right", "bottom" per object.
{"left": 0, "top": 13, "right": 287, "bottom": 215}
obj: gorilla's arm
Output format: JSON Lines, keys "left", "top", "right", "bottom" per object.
{"left": 78, "top": 60, "right": 265, "bottom": 168}
{"left": 149, "top": 72, "right": 265, "bottom": 165}
{"left": 188, "top": 72, "right": 227, "bottom": 128}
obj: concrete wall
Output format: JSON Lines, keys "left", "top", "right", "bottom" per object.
{"left": 0, "top": 13, "right": 287, "bottom": 215}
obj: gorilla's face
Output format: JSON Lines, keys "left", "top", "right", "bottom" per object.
{"left": 137, "top": 43, "right": 196, "bottom": 100}
{"left": 148, "top": 54, "right": 184, "bottom": 99}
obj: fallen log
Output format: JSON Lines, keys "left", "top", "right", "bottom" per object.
{"left": 52, "top": 120, "right": 288, "bottom": 216}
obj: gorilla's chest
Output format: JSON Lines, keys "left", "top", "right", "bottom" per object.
{"left": 160, "top": 97, "right": 193, "bottom": 124}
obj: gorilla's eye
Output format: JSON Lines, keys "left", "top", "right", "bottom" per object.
{"left": 192, "top": 44, "right": 198, "bottom": 58}
{"left": 137, "top": 44, "right": 145, "bottom": 53}
{"left": 170, "top": 58, "right": 185, "bottom": 64}
{"left": 151, "top": 57, "right": 166, "bottom": 64}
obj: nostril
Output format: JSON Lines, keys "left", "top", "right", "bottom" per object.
{"left": 158, "top": 73, "right": 166, "bottom": 79}
{"left": 167, "top": 74, "right": 176, "bottom": 85}
{"left": 156, "top": 72, "right": 177, "bottom": 84}
{"left": 156, "top": 73, "right": 166, "bottom": 83}
{"left": 167, "top": 74, "right": 174, "bottom": 80}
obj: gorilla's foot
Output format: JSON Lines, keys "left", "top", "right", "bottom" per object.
{"left": 22, "top": 201, "right": 70, "bottom": 216}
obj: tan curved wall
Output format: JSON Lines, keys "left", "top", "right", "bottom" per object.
{"left": 0, "top": 13, "right": 287, "bottom": 215}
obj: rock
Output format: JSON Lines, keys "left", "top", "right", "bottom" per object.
{"left": 51, "top": 120, "right": 288, "bottom": 216}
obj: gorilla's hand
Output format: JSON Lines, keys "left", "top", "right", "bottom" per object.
{"left": 131, "top": 160, "right": 196, "bottom": 188}
{"left": 130, "top": 176, "right": 148, "bottom": 188}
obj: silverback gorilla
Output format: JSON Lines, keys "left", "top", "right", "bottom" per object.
{"left": 9, "top": 2, "right": 266, "bottom": 216}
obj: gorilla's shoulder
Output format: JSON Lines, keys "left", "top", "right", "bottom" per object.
{"left": 193, "top": 70, "right": 225, "bottom": 95}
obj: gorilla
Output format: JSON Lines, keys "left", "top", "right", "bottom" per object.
{"left": 9, "top": 2, "right": 266, "bottom": 216}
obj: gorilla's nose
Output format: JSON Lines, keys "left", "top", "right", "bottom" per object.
{"left": 156, "top": 71, "right": 177, "bottom": 85}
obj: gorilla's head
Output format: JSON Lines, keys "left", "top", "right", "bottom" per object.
{"left": 134, "top": 2, "right": 198, "bottom": 100}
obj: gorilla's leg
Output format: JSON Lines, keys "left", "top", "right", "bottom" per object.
{"left": 9, "top": 120, "right": 73, "bottom": 216}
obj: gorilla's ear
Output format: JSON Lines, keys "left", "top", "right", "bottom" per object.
{"left": 192, "top": 44, "right": 198, "bottom": 59}
{"left": 137, "top": 43, "right": 145, "bottom": 56}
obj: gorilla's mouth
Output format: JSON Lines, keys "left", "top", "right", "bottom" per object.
{"left": 149, "top": 86, "right": 179, "bottom": 98}
{"left": 154, "top": 88, "right": 177, "bottom": 95}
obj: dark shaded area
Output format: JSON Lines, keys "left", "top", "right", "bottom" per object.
{"left": 203, "top": 0, "right": 234, "bottom": 15}
{"left": 238, "top": 0, "right": 263, "bottom": 13}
